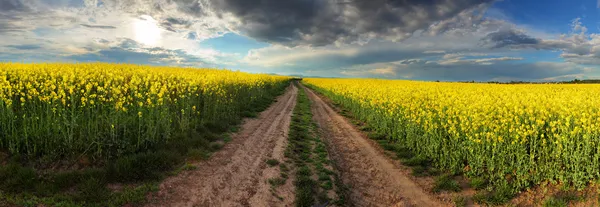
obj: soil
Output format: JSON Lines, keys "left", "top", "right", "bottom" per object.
{"left": 145, "top": 83, "right": 451, "bottom": 207}
{"left": 302, "top": 85, "right": 447, "bottom": 207}
{"left": 145, "top": 84, "right": 298, "bottom": 207}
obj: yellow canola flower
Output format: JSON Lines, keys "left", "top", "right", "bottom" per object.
{"left": 303, "top": 77, "right": 600, "bottom": 190}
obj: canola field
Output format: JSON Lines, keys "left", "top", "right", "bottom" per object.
{"left": 303, "top": 78, "right": 600, "bottom": 192}
{"left": 0, "top": 63, "right": 289, "bottom": 159}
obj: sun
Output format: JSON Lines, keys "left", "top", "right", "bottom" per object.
{"left": 133, "top": 15, "right": 161, "bottom": 46}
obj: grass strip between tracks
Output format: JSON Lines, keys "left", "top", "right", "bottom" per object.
{"left": 286, "top": 83, "right": 345, "bottom": 207}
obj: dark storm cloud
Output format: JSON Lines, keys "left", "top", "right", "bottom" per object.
{"left": 92, "top": 0, "right": 493, "bottom": 46}
{"left": 80, "top": 24, "right": 117, "bottom": 29}
{"left": 481, "top": 29, "right": 540, "bottom": 48}
{"left": 174, "top": 0, "right": 493, "bottom": 46}
{"left": 219, "top": 0, "right": 492, "bottom": 46}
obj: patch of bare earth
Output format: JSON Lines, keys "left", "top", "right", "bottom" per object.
{"left": 302, "top": 85, "right": 446, "bottom": 207}
{"left": 145, "top": 84, "right": 298, "bottom": 207}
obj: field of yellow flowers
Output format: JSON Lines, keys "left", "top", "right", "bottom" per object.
{"left": 303, "top": 78, "right": 600, "bottom": 192}
{"left": 0, "top": 63, "right": 289, "bottom": 159}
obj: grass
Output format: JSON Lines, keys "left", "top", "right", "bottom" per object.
{"left": 469, "top": 177, "right": 488, "bottom": 190}
{"left": 403, "top": 155, "right": 430, "bottom": 167}
{"left": 187, "top": 149, "right": 211, "bottom": 161}
{"left": 472, "top": 185, "right": 515, "bottom": 206}
{"left": 181, "top": 164, "right": 198, "bottom": 171}
{"left": 542, "top": 191, "right": 581, "bottom": 207}
{"left": 453, "top": 196, "right": 467, "bottom": 207}
{"left": 268, "top": 177, "right": 286, "bottom": 187}
{"left": 285, "top": 84, "right": 345, "bottom": 207}
{"left": 0, "top": 81, "right": 289, "bottom": 206}
{"left": 209, "top": 142, "right": 224, "bottom": 150}
{"left": 287, "top": 86, "right": 317, "bottom": 207}
{"left": 266, "top": 159, "right": 280, "bottom": 167}
{"left": 433, "top": 174, "right": 461, "bottom": 192}
{"left": 543, "top": 197, "right": 569, "bottom": 207}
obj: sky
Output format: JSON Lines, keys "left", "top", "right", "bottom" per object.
{"left": 2, "top": 0, "right": 600, "bottom": 81}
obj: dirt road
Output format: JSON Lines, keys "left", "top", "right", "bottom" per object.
{"left": 145, "top": 83, "right": 445, "bottom": 207}
{"left": 303, "top": 85, "right": 445, "bottom": 207}
{"left": 146, "top": 84, "right": 298, "bottom": 207}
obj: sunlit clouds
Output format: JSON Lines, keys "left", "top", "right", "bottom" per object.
{"left": 134, "top": 15, "right": 162, "bottom": 46}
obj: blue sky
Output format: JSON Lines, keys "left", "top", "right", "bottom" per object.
{"left": 1, "top": 0, "right": 600, "bottom": 81}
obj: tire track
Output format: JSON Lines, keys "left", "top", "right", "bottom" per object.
{"left": 302, "top": 85, "right": 445, "bottom": 207}
{"left": 146, "top": 84, "right": 298, "bottom": 207}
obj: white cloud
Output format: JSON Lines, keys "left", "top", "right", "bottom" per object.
{"left": 0, "top": 0, "right": 236, "bottom": 65}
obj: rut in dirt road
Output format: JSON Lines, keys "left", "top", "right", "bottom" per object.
{"left": 302, "top": 85, "right": 445, "bottom": 207}
{"left": 146, "top": 84, "right": 298, "bottom": 207}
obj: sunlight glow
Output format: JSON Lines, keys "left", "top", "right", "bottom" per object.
{"left": 134, "top": 15, "right": 161, "bottom": 46}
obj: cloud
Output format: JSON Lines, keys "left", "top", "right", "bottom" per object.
{"left": 242, "top": 18, "right": 528, "bottom": 72}
{"left": 80, "top": 24, "right": 116, "bottom": 29}
{"left": 211, "top": 0, "right": 494, "bottom": 46}
{"left": 423, "top": 50, "right": 446, "bottom": 54}
{"left": 93, "top": 0, "right": 494, "bottom": 47}
{"left": 0, "top": 0, "right": 30, "bottom": 12}
{"left": 57, "top": 38, "right": 214, "bottom": 66}
{"left": 369, "top": 67, "right": 397, "bottom": 76}
{"left": 160, "top": 17, "right": 191, "bottom": 32}
{"left": 437, "top": 53, "right": 523, "bottom": 65}
{"left": 337, "top": 60, "right": 589, "bottom": 81}
{"left": 0, "top": 0, "right": 237, "bottom": 67}
{"left": 5, "top": 44, "right": 42, "bottom": 50}
{"left": 241, "top": 14, "right": 595, "bottom": 81}
{"left": 2, "top": 0, "right": 600, "bottom": 82}
{"left": 481, "top": 29, "right": 540, "bottom": 48}
{"left": 482, "top": 18, "right": 600, "bottom": 65}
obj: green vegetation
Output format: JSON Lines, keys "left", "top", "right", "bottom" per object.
{"left": 0, "top": 63, "right": 290, "bottom": 160}
{"left": 469, "top": 177, "right": 488, "bottom": 190}
{"left": 453, "top": 196, "right": 467, "bottom": 207}
{"left": 472, "top": 186, "right": 514, "bottom": 206}
{"left": 0, "top": 77, "right": 289, "bottom": 206}
{"left": 266, "top": 159, "right": 280, "bottom": 167}
{"left": 542, "top": 191, "right": 582, "bottom": 207}
{"left": 285, "top": 85, "right": 344, "bottom": 207}
{"left": 433, "top": 174, "right": 461, "bottom": 193}
{"left": 268, "top": 177, "right": 286, "bottom": 187}
{"left": 287, "top": 87, "right": 317, "bottom": 207}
